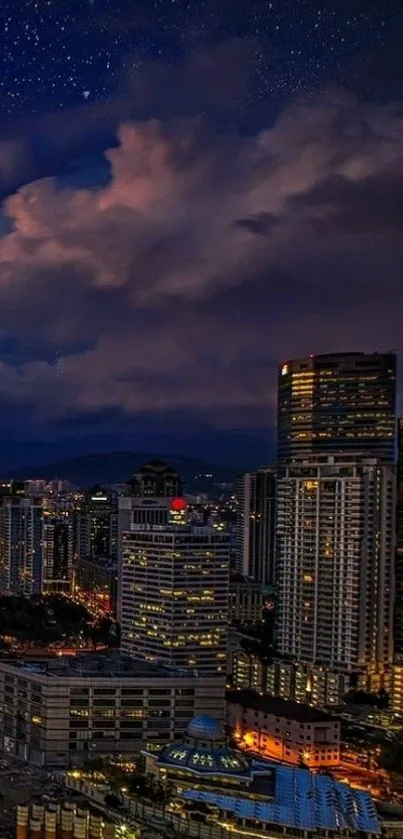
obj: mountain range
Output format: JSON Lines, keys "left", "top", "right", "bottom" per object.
{"left": 0, "top": 427, "right": 273, "bottom": 474}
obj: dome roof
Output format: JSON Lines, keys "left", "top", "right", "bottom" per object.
{"left": 157, "top": 741, "right": 249, "bottom": 777}
{"left": 145, "top": 714, "right": 251, "bottom": 778}
{"left": 187, "top": 715, "right": 224, "bottom": 742}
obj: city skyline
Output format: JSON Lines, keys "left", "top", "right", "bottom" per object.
{"left": 0, "top": 2, "right": 400, "bottom": 457}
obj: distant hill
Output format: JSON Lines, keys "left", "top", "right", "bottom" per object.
{"left": 8, "top": 451, "right": 238, "bottom": 494}
{"left": 0, "top": 427, "right": 273, "bottom": 473}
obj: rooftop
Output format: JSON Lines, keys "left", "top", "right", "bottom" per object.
{"left": 144, "top": 714, "right": 257, "bottom": 779}
{"left": 226, "top": 689, "right": 338, "bottom": 724}
{"left": 2, "top": 652, "right": 201, "bottom": 681}
{"left": 181, "top": 764, "right": 380, "bottom": 834}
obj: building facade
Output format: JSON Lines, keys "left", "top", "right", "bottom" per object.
{"left": 226, "top": 689, "right": 341, "bottom": 768}
{"left": 235, "top": 468, "right": 276, "bottom": 584}
{"left": 43, "top": 518, "right": 73, "bottom": 593}
{"left": 117, "top": 460, "right": 185, "bottom": 622}
{"left": 16, "top": 802, "right": 117, "bottom": 839}
{"left": 0, "top": 653, "right": 224, "bottom": 766}
{"left": 276, "top": 455, "right": 395, "bottom": 701}
{"left": 120, "top": 525, "right": 229, "bottom": 674}
{"left": 232, "top": 651, "right": 352, "bottom": 708}
{"left": 395, "top": 417, "right": 403, "bottom": 661}
{"left": 277, "top": 352, "right": 396, "bottom": 463}
{"left": 74, "top": 487, "right": 118, "bottom": 565}
{"left": 0, "top": 497, "right": 44, "bottom": 596}
{"left": 229, "top": 576, "right": 264, "bottom": 626}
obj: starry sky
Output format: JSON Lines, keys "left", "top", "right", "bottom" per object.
{"left": 0, "top": 0, "right": 401, "bottom": 468}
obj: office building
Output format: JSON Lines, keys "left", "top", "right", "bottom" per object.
{"left": 0, "top": 497, "right": 44, "bottom": 596}
{"left": 118, "top": 459, "right": 184, "bottom": 538}
{"left": 121, "top": 524, "right": 229, "bottom": 673}
{"left": 117, "top": 460, "right": 185, "bottom": 621}
{"left": 73, "top": 486, "right": 118, "bottom": 566}
{"left": 235, "top": 468, "right": 276, "bottom": 584}
{"left": 277, "top": 352, "right": 396, "bottom": 463}
{"left": 43, "top": 517, "right": 73, "bottom": 593}
{"left": 276, "top": 454, "right": 395, "bottom": 702}
{"left": 0, "top": 652, "right": 224, "bottom": 766}
{"left": 226, "top": 689, "right": 341, "bottom": 768}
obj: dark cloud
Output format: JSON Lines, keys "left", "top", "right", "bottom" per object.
{"left": 234, "top": 213, "right": 279, "bottom": 235}
{"left": 0, "top": 90, "right": 403, "bottom": 427}
{"left": 289, "top": 172, "right": 403, "bottom": 234}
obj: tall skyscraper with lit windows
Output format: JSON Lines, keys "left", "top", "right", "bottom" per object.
{"left": 276, "top": 453, "right": 395, "bottom": 700}
{"left": 119, "top": 460, "right": 230, "bottom": 674}
{"left": 0, "top": 497, "right": 44, "bottom": 596}
{"left": 235, "top": 468, "right": 276, "bottom": 584}
{"left": 277, "top": 352, "right": 396, "bottom": 463}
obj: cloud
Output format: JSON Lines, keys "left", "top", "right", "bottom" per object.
{"left": 0, "top": 89, "right": 403, "bottom": 424}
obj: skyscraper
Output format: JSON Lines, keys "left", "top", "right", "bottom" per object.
{"left": 277, "top": 352, "right": 396, "bottom": 463}
{"left": 395, "top": 418, "right": 403, "bottom": 660}
{"left": 117, "top": 460, "right": 185, "bottom": 622}
{"left": 0, "top": 497, "right": 44, "bottom": 596}
{"left": 75, "top": 486, "right": 117, "bottom": 562}
{"left": 120, "top": 525, "right": 229, "bottom": 672}
{"left": 235, "top": 468, "right": 276, "bottom": 584}
{"left": 276, "top": 454, "right": 395, "bottom": 699}
{"left": 119, "top": 460, "right": 229, "bottom": 673}
{"left": 43, "top": 517, "right": 73, "bottom": 593}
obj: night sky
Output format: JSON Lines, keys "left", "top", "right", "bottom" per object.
{"left": 0, "top": 0, "right": 401, "bottom": 467}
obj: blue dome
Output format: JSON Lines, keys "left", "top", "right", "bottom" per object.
{"left": 187, "top": 715, "right": 224, "bottom": 742}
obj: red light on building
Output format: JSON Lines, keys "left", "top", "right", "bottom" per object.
{"left": 171, "top": 498, "right": 187, "bottom": 512}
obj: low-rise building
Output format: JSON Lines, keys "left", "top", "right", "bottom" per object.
{"left": 226, "top": 689, "right": 340, "bottom": 768}
{"left": 142, "top": 713, "right": 380, "bottom": 839}
{"left": 16, "top": 802, "right": 117, "bottom": 839}
{"left": 232, "top": 651, "right": 352, "bottom": 707}
{"left": 0, "top": 653, "right": 224, "bottom": 767}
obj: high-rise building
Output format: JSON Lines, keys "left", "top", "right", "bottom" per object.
{"left": 277, "top": 352, "right": 396, "bottom": 463}
{"left": 73, "top": 486, "right": 118, "bottom": 563}
{"left": 0, "top": 497, "right": 44, "bottom": 596}
{"left": 395, "top": 417, "right": 403, "bottom": 660}
{"left": 235, "top": 468, "right": 276, "bottom": 584}
{"left": 43, "top": 517, "right": 73, "bottom": 593}
{"left": 128, "top": 459, "right": 183, "bottom": 499}
{"left": 276, "top": 454, "right": 395, "bottom": 700}
{"left": 117, "top": 460, "right": 186, "bottom": 622}
{"left": 121, "top": 525, "right": 229, "bottom": 673}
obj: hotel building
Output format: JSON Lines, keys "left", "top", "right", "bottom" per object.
{"left": 276, "top": 454, "right": 395, "bottom": 702}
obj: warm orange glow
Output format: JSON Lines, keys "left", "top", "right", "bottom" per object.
{"left": 238, "top": 728, "right": 339, "bottom": 769}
